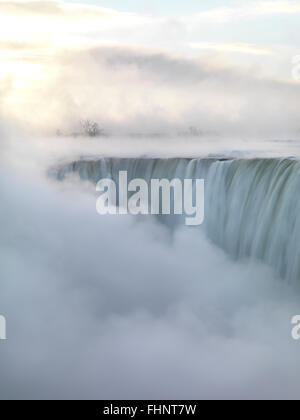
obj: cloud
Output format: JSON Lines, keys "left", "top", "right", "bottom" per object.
{"left": 189, "top": 42, "right": 274, "bottom": 56}
{"left": 0, "top": 40, "right": 48, "bottom": 51}
{"left": 191, "top": 1, "right": 300, "bottom": 23}
{"left": 0, "top": 0, "right": 124, "bottom": 19}
{"left": 0, "top": 0, "right": 150, "bottom": 54}
{"left": 2, "top": 0, "right": 300, "bottom": 22}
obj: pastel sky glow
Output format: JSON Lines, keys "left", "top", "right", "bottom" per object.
{"left": 0, "top": 0, "right": 300, "bottom": 137}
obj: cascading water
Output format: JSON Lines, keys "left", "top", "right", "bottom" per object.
{"left": 51, "top": 157, "right": 300, "bottom": 284}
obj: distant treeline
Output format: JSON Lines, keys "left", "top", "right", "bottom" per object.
{"left": 56, "top": 122, "right": 217, "bottom": 138}
{"left": 56, "top": 120, "right": 106, "bottom": 138}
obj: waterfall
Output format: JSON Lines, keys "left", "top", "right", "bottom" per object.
{"left": 51, "top": 157, "right": 300, "bottom": 284}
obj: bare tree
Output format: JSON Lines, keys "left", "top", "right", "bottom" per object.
{"left": 81, "top": 120, "right": 103, "bottom": 137}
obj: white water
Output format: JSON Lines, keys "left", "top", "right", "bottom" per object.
{"left": 54, "top": 157, "right": 300, "bottom": 284}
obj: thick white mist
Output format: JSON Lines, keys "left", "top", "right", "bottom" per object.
{"left": 1, "top": 137, "right": 300, "bottom": 399}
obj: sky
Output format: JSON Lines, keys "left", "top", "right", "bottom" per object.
{"left": 0, "top": 0, "right": 300, "bottom": 137}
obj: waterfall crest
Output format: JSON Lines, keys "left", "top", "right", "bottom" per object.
{"left": 52, "top": 157, "right": 300, "bottom": 284}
